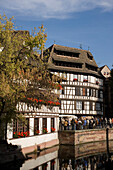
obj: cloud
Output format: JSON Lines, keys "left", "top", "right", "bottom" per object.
{"left": 0, "top": 0, "right": 113, "bottom": 19}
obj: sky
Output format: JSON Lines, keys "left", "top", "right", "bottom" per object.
{"left": 0, "top": 0, "right": 113, "bottom": 69}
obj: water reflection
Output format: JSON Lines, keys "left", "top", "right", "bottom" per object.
{"left": 2, "top": 141, "right": 113, "bottom": 169}
{"left": 59, "top": 154, "right": 113, "bottom": 169}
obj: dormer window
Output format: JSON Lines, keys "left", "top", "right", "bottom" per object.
{"left": 54, "top": 48, "right": 79, "bottom": 58}
{"left": 87, "top": 53, "right": 93, "bottom": 60}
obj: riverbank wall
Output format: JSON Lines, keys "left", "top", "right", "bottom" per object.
{"left": 58, "top": 128, "right": 113, "bottom": 145}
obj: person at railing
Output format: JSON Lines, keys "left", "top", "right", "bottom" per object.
{"left": 61, "top": 118, "right": 65, "bottom": 130}
{"left": 83, "top": 118, "right": 87, "bottom": 129}
{"left": 71, "top": 119, "right": 75, "bottom": 130}
{"left": 64, "top": 119, "right": 68, "bottom": 130}
{"left": 89, "top": 119, "right": 93, "bottom": 129}
{"left": 86, "top": 119, "right": 89, "bottom": 129}
{"left": 67, "top": 119, "right": 71, "bottom": 130}
{"left": 101, "top": 117, "right": 104, "bottom": 128}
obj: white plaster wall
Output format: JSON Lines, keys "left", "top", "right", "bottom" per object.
{"left": 39, "top": 118, "right": 43, "bottom": 134}
{"left": 88, "top": 75, "right": 91, "bottom": 82}
{"left": 81, "top": 75, "right": 83, "bottom": 82}
{"left": 29, "top": 118, "right": 34, "bottom": 136}
{"left": 91, "top": 76, "right": 95, "bottom": 83}
{"left": 70, "top": 74, "right": 73, "bottom": 81}
{"left": 47, "top": 118, "right": 51, "bottom": 133}
{"left": 55, "top": 117, "right": 59, "bottom": 131}
{"left": 8, "top": 132, "right": 58, "bottom": 149}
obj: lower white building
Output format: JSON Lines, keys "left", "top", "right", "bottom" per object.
{"left": 7, "top": 104, "right": 59, "bottom": 154}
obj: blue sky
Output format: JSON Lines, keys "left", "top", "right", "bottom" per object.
{"left": 0, "top": 0, "right": 113, "bottom": 69}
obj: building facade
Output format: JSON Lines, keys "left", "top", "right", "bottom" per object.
{"left": 7, "top": 104, "right": 59, "bottom": 154}
{"left": 47, "top": 44, "right": 104, "bottom": 118}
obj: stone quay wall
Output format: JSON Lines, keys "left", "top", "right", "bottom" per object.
{"left": 58, "top": 128, "right": 113, "bottom": 145}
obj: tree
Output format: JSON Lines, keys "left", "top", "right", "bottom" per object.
{"left": 0, "top": 14, "right": 58, "bottom": 140}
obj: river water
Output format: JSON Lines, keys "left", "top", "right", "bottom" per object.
{"left": 1, "top": 141, "right": 113, "bottom": 170}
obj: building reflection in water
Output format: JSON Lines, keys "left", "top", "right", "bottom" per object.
{"left": 19, "top": 141, "right": 113, "bottom": 170}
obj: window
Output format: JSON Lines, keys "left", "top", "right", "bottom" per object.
{"left": 96, "top": 103, "right": 101, "bottom": 111}
{"left": 43, "top": 118, "right": 47, "bottom": 133}
{"left": 73, "top": 74, "right": 78, "bottom": 81}
{"left": 61, "top": 100, "right": 75, "bottom": 112}
{"left": 62, "top": 73, "right": 67, "bottom": 80}
{"left": 83, "top": 75, "right": 88, "bottom": 82}
{"left": 51, "top": 159, "right": 55, "bottom": 170}
{"left": 87, "top": 88, "right": 89, "bottom": 96}
{"left": 93, "top": 89, "right": 96, "bottom": 97}
{"left": 89, "top": 102, "right": 93, "bottom": 110}
{"left": 51, "top": 118, "right": 54, "bottom": 129}
{"left": 87, "top": 53, "right": 93, "bottom": 60}
{"left": 100, "top": 91, "right": 103, "bottom": 98}
{"left": 76, "top": 101, "right": 82, "bottom": 110}
{"left": 13, "top": 118, "right": 29, "bottom": 134}
{"left": 96, "top": 90, "right": 98, "bottom": 98}
{"left": 51, "top": 118, "right": 55, "bottom": 132}
{"left": 75, "top": 87, "right": 80, "bottom": 96}
{"left": 65, "top": 86, "right": 75, "bottom": 96}
{"left": 80, "top": 88, "right": 83, "bottom": 96}
{"left": 83, "top": 88, "right": 87, "bottom": 96}
{"left": 34, "top": 118, "right": 39, "bottom": 135}
{"left": 84, "top": 102, "right": 88, "bottom": 110}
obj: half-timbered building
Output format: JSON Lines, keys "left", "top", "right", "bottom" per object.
{"left": 46, "top": 44, "right": 104, "bottom": 118}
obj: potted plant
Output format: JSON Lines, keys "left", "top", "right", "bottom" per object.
{"left": 35, "top": 129, "right": 40, "bottom": 135}
{"left": 83, "top": 79, "right": 88, "bottom": 82}
{"left": 73, "top": 78, "right": 78, "bottom": 82}
{"left": 51, "top": 127, "right": 56, "bottom": 132}
{"left": 96, "top": 81, "right": 99, "bottom": 85}
{"left": 13, "top": 131, "right": 29, "bottom": 138}
{"left": 43, "top": 128, "right": 48, "bottom": 134}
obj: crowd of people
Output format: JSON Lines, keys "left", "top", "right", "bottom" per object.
{"left": 60, "top": 117, "right": 113, "bottom": 130}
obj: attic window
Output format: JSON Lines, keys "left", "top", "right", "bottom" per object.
{"left": 54, "top": 49, "right": 79, "bottom": 58}
{"left": 87, "top": 53, "right": 93, "bottom": 60}
{"left": 86, "top": 63, "right": 97, "bottom": 72}
{"left": 52, "top": 59, "right": 82, "bottom": 68}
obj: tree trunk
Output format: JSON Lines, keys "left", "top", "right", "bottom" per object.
{"left": 0, "top": 98, "right": 5, "bottom": 141}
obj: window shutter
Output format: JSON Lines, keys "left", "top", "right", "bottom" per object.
{"left": 74, "top": 101, "right": 76, "bottom": 110}
{"left": 94, "top": 102, "right": 96, "bottom": 111}
{"left": 83, "top": 88, "right": 85, "bottom": 96}
{"left": 85, "top": 88, "right": 87, "bottom": 96}
{"left": 89, "top": 89, "right": 91, "bottom": 96}
{"left": 82, "top": 102, "right": 84, "bottom": 110}
{"left": 62, "top": 86, "right": 64, "bottom": 94}
{"left": 98, "top": 90, "right": 100, "bottom": 98}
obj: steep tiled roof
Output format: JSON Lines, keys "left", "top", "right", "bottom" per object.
{"left": 47, "top": 44, "right": 102, "bottom": 77}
